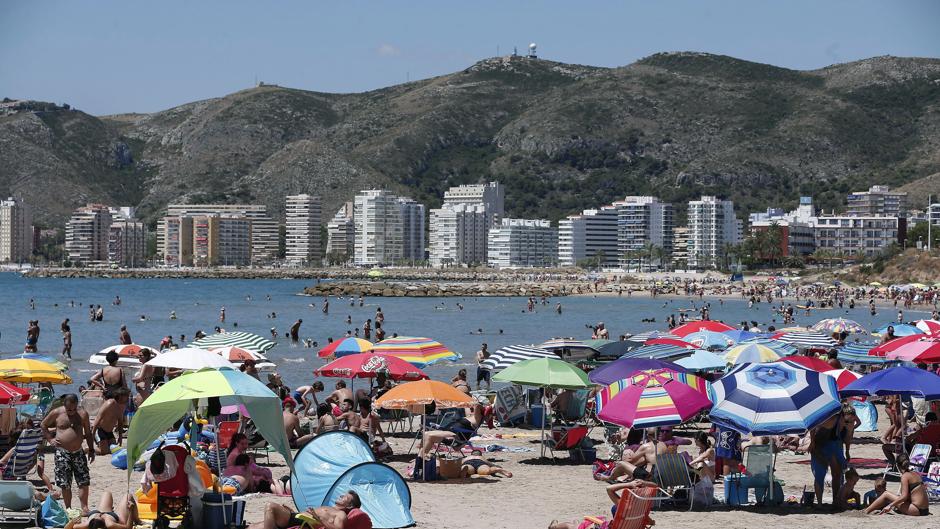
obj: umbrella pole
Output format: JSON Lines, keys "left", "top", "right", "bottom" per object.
{"left": 541, "top": 393, "right": 547, "bottom": 459}
{"left": 213, "top": 415, "right": 227, "bottom": 527}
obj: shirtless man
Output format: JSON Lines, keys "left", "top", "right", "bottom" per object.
{"left": 92, "top": 388, "right": 130, "bottom": 455}
{"left": 282, "top": 398, "right": 315, "bottom": 448}
{"left": 327, "top": 381, "right": 353, "bottom": 409}
{"left": 289, "top": 319, "right": 302, "bottom": 342}
{"left": 598, "top": 428, "right": 664, "bottom": 482}
{"left": 249, "top": 491, "right": 367, "bottom": 529}
{"left": 356, "top": 398, "right": 382, "bottom": 444}
{"left": 292, "top": 380, "right": 324, "bottom": 414}
{"left": 338, "top": 399, "right": 362, "bottom": 433}
{"left": 41, "top": 394, "right": 95, "bottom": 512}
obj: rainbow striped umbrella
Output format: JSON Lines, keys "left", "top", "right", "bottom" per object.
{"left": 596, "top": 369, "right": 712, "bottom": 428}
{"left": 317, "top": 337, "right": 374, "bottom": 358}
{"left": 811, "top": 318, "right": 866, "bottom": 335}
{"left": 372, "top": 336, "right": 461, "bottom": 368}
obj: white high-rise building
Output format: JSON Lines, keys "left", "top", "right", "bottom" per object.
{"left": 429, "top": 203, "right": 487, "bottom": 267}
{"left": 847, "top": 185, "right": 908, "bottom": 218}
{"left": 487, "top": 218, "right": 557, "bottom": 268}
{"left": 443, "top": 182, "right": 504, "bottom": 227}
{"left": 326, "top": 202, "right": 355, "bottom": 263}
{"left": 688, "top": 196, "right": 742, "bottom": 269}
{"left": 0, "top": 197, "right": 33, "bottom": 263}
{"left": 66, "top": 204, "right": 112, "bottom": 265}
{"left": 157, "top": 204, "right": 277, "bottom": 265}
{"left": 617, "top": 197, "right": 674, "bottom": 270}
{"left": 285, "top": 194, "right": 322, "bottom": 266}
{"left": 557, "top": 206, "right": 619, "bottom": 267}
{"left": 398, "top": 197, "right": 426, "bottom": 263}
{"left": 354, "top": 190, "right": 403, "bottom": 266}
{"left": 107, "top": 208, "right": 147, "bottom": 268}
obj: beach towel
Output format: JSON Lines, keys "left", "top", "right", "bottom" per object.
{"left": 852, "top": 400, "right": 878, "bottom": 432}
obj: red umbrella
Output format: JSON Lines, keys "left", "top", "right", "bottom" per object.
{"left": 885, "top": 339, "right": 940, "bottom": 363}
{"left": 915, "top": 320, "right": 940, "bottom": 336}
{"left": 823, "top": 368, "right": 862, "bottom": 390}
{"left": 0, "top": 381, "right": 31, "bottom": 405}
{"left": 645, "top": 338, "right": 697, "bottom": 349}
{"left": 780, "top": 355, "right": 832, "bottom": 372}
{"left": 869, "top": 334, "right": 924, "bottom": 356}
{"left": 672, "top": 321, "right": 735, "bottom": 337}
{"left": 315, "top": 353, "right": 428, "bottom": 381}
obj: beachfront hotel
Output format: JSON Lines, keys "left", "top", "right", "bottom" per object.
{"left": 0, "top": 196, "right": 33, "bottom": 263}
{"left": 442, "top": 181, "right": 505, "bottom": 228}
{"left": 65, "top": 204, "right": 112, "bottom": 265}
{"left": 487, "top": 218, "right": 557, "bottom": 268}
{"left": 557, "top": 206, "right": 619, "bottom": 267}
{"left": 107, "top": 208, "right": 147, "bottom": 268}
{"left": 428, "top": 203, "right": 488, "bottom": 267}
{"left": 812, "top": 214, "right": 906, "bottom": 258}
{"left": 157, "top": 204, "right": 278, "bottom": 265}
{"left": 846, "top": 185, "right": 908, "bottom": 218}
{"left": 617, "top": 196, "right": 675, "bottom": 270}
{"left": 398, "top": 197, "right": 426, "bottom": 264}
{"left": 354, "top": 190, "right": 403, "bottom": 266}
{"left": 284, "top": 194, "right": 322, "bottom": 267}
{"left": 326, "top": 202, "right": 355, "bottom": 263}
{"left": 687, "top": 196, "right": 742, "bottom": 269}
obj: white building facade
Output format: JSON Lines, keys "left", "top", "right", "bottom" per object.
{"left": 813, "top": 215, "right": 905, "bottom": 257}
{"left": 617, "top": 196, "right": 675, "bottom": 270}
{"left": 557, "top": 206, "right": 619, "bottom": 267}
{"left": 66, "top": 204, "right": 112, "bottom": 265}
{"left": 285, "top": 194, "right": 322, "bottom": 266}
{"left": 157, "top": 204, "right": 277, "bottom": 265}
{"left": 326, "top": 202, "right": 355, "bottom": 262}
{"left": 687, "top": 196, "right": 742, "bottom": 269}
{"left": 442, "top": 182, "right": 504, "bottom": 227}
{"left": 0, "top": 197, "right": 33, "bottom": 263}
{"left": 354, "top": 190, "right": 403, "bottom": 266}
{"left": 487, "top": 218, "right": 557, "bottom": 268}
{"left": 429, "top": 203, "right": 487, "bottom": 267}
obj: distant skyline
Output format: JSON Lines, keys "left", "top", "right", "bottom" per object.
{"left": 2, "top": 0, "right": 939, "bottom": 116}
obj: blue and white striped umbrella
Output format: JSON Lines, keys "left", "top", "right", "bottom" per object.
{"left": 741, "top": 338, "right": 799, "bottom": 357}
{"left": 773, "top": 331, "right": 838, "bottom": 350}
{"left": 630, "top": 331, "right": 681, "bottom": 343}
{"left": 481, "top": 345, "right": 557, "bottom": 372}
{"left": 622, "top": 344, "right": 695, "bottom": 360}
{"left": 837, "top": 343, "right": 886, "bottom": 365}
{"left": 709, "top": 360, "right": 841, "bottom": 435}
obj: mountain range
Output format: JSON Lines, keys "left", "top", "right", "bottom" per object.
{"left": 3, "top": 51, "right": 940, "bottom": 227}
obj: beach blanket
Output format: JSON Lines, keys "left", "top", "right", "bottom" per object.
{"left": 794, "top": 457, "right": 885, "bottom": 469}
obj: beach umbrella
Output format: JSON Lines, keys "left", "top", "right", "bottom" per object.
{"left": 709, "top": 361, "right": 842, "bottom": 435}
{"left": 596, "top": 369, "right": 712, "bottom": 428}
{"left": 0, "top": 380, "right": 31, "bottom": 404}
{"left": 480, "top": 345, "right": 557, "bottom": 372}
{"left": 884, "top": 338, "right": 940, "bottom": 363}
{"left": 11, "top": 353, "right": 67, "bottom": 372}
{"left": 672, "top": 320, "right": 735, "bottom": 337}
{"left": 589, "top": 357, "right": 688, "bottom": 385}
{"left": 842, "top": 366, "right": 940, "bottom": 400}
{"left": 872, "top": 324, "right": 924, "bottom": 337}
{"left": 367, "top": 269, "right": 384, "bottom": 278}
{"left": 493, "top": 358, "right": 590, "bottom": 389}
{"left": 812, "top": 318, "right": 866, "bottom": 335}
{"left": 724, "top": 343, "right": 781, "bottom": 365}
{"left": 741, "top": 338, "right": 798, "bottom": 357}
{"left": 771, "top": 330, "right": 838, "bottom": 350}
{"left": 915, "top": 320, "right": 940, "bottom": 335}
{"left": 190, "top": 331, "right": 276, "bottom": 353}
{"left": 317, "top": 337, "right": 374, "bottom": 358}
{"left": 622, "top": 344, "right": 697, "bottom": 361}
{"left": 837, "top": 343, "right": 886, "bottom": 365}
{"left": 145, "top": 348, "right": 237, "bottom": 371}
{"left": 722, "top": 330, "right": 760, "bottom": 344}
{"left": 595, "top": 340, "right": 643, "bottom": 358}
{"left": 374, "top": 380, "right": 475, "bottom": 411}
{"left": 683, "top": 330, "right": 734, "bottom": 351}
{"left": 631, "top": 331, "right": 681, "bottom": 342}
{"left": 0, "top": 358, "right": 71, "bottom": 384}
{"left": 780, "top": 355, "right": 833, "bottom": 372}
{"left": 644, "top": 337, "right": 697, "bottom": 349}
{"left": 315, "top": 353, "right": 428, "bottom": 381}
{"left": 868, "top": 334, "right": 925, "bottom": 356}
{"left": 675, "top": 350, "right": 728, "bottom": 372}
{"left": 209, "top": 346, "right": 277, "bottom": 370}
{"left": 372, "top": 337, "right": 461, "bottom": 368}
{"left": 91, "top": 344, "right": 157, "bottom": 367}
{"left": 583, "top": 339, "right": 613, "bottom": 350}
{"left": 823, "top": 368, "right": 862, "bottom": 390}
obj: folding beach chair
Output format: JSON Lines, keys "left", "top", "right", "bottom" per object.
{"left": 561, "top": 390, "right": 589, "bottom": 423}
{"left": 652, "top": 453, "right": 694, "bottom": 510}
{"left": 216, "top": 420, "right": 240, "bottom": 450}
{"left": 543, "top": 425, "right": 589, "bottom": 462}
{"left": 0, "top": 480, "right": 37, "bottom": 526}
{"left": 0, "top": 429, "right": 43, "bottom": 481}
{"left": 154, "top": 445, "right": 193, "bottom": 529}
{"left": 742, "top": 444, "right": 779, "bottom": 505}
{"left": 885, "top": 443, "right": 932, "bottom": 480}
{"left": 582, "top": 486, "right": 664, "bottom": 529}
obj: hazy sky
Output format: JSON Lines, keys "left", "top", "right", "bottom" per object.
{"left": 2, "top": 0, "right": 938, "bottom": 115}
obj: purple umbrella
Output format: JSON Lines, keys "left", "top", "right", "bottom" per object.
{"left": 588, "top": 357, "right": 688, "bottom": 385}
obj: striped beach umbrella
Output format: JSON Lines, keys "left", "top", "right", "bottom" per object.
{"left": 823, "top": 368, "right": 862, "bottom": 390}
{"left": 709, "top": 360, "right": 841, "bottom": 435}
{"left": 190, "top": 332, "right": 276, "bottom": 353}
{"left": 589, "top": 357, "right": 689, "bottom": 385}
{"left": 724, "top": 343, "right": 781, "bottom": 365}
{"left": 372, "top": 337, "right": 461, "bottom": 368}
{"left": 884, "top": 338, "right": 940, "bottom": 363}
{"left": 915, "top": 320, "right": 940, "bottom": 336}
{"left": 872, "top": 323, "right": 924, "bottom": 337}
{"left": 771, "top": 330, "right": 838, "bottom": 349}
{"left": 675, "top": 349, "right": 728, "bottom": 372}
{"left": 622, "top": 344, "right": 697, "bottom": 361}
{"left": 672, "top": 320, "right": 735, "bottom": 337}
{"left": 596, "top": 369, "right": 712, "bottom": 428}
{"left": 684, "top": 330, "right": 735, "bottom": 351}
{"left": 741, "top": 338, "right": 798, "bottom": 357}
{"left": 481, "top": 345, "right": 557, "bottom": 372}
{"left": 722, "top": 330, "right": 761, "bottom": 344}
{"left": 781, "top": 355, "right": 833, "bottom": 372}
{"left": 317, "top": 337, "right": 374, "bottom": 358}
{"left": 0, "top": 380, "right": 30, "bottom": 404}
{"left": 644, "top": 337, "right": 697, "bottom": 349}
{"left": 631, "top": 331, "right": 681, "bottom": 343}
{"left": 812, "top": 318, "right": 866, "bottom": 335}
{"left": 868, "top": 334, "right": 925, "bottom": 356}
{"left": 837, "top": 343, "right": 886, "bottom": 365}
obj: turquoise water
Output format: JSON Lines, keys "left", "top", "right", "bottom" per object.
{"left": 0, "top": 273, "right": 931, "bottom": 393}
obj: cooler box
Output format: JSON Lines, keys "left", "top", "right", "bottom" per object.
{"left": 202, "top": 492, "right": 245, "bottom": 529}
{"left": 723, "top": 474, "right": 748, "bottom": 506}
{"left": 529, "top": 404, "right": 546, "bottom": 427}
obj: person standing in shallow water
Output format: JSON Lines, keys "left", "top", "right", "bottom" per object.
{"left": 61, "top": 319, "right": 72, "bottom": 359}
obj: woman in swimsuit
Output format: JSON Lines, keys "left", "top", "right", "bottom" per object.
{"left": 864, "top": 453, "right": 929, "bottom": 516}
{"left": 451, "top": 369, "right": 471, "bottom": 395}
{"left": 69, "top": 492, "right": 139, "bottom": 529}
{"left": 688, "top": 432, "right": 716, "bottom": 481}
{"left": 460, "top": 449, "right": 512, "bottom": 478}
{"left": 418, "top": 404, "right": 484, "bottom": 460}
{"left": 314, "top": 403, "right": 339, "bottom": 435}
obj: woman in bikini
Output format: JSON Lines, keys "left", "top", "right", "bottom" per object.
{"left": 451, "top": 369, "right": 471, "bottom": 395}
{"left": 688, "top": 432, "right": 716, "bottom": 481}
{"left": 460, "top": 450, "right": 512, "bottom": 478}
{"left": 69, "top": 492, "right": 139, "bottom": 529}
{"left": 864, "top": 452, "right": 929, "bottom": 516}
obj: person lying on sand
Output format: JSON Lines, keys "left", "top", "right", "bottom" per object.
{"left": 460, "top": 450, "right": 512, "bottom": 478}
{"left": 248, "top": 491, "right": 371, "bottom": 529}
{"left": 67, "top": 492, "right": 139, "bottom": 529}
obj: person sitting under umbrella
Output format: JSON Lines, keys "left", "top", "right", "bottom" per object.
{"left": 595, "top": 428, "right": 664, "bottom": 482}
{"left": 417, "top": 403, "right": 484, "bottom": 460}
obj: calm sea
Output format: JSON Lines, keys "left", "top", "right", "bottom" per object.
{"left": 0, "top": 273, "right": 930, "bottom": 394}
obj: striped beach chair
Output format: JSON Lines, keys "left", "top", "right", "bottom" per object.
{"left": 653, "top": 453, "right": 693, "bottom": 510}
{"left": 1, "top": 429, "right": 43, "bottom": 480}
{"left": 582, "top": 486, "right": 662, "bottom": 529}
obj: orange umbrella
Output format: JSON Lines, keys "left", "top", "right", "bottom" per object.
{"left": 374, "top": 380, "right": 475, "bottom": 411}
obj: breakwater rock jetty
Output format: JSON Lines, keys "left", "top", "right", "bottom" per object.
{"left": 303, "top": 280, "right": 594, "bottom": 297}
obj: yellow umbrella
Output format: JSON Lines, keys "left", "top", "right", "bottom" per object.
{"left": 868, "top": 281, "right": 883, "bottom": 287}
{"left": 0, "top": 358, "right": 72, "bottom": 384}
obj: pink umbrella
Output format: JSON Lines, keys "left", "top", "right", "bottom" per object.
{"left": 823, "top": 368, "right": 862, "bottom": 390}
{"left": 596, "top": 369, "right": 712, "bottom": 428}
{"left": 885, "top": 339, "right": 940, "bottom": 363}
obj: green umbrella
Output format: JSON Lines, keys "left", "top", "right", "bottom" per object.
{"left": 583, "top": 339, "right": 613, "bottom": 350}
{"left": 494, "top": 357, "right": 591, "bottom": 389}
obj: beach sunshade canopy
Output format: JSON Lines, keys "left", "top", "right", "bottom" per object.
{"left": 0, "top": 380, "right": 30, "bottom": 404}
{"left": 190, "top": 331, "right": 276, "bottom": 353}
{"left": 493, "top": 358, "right": 590, "bottom": 389}
{"left": 771, "top": 330, "right": 838, "bottom": 349}
{"left": 684, "top": 330, "right": 734, "bottom": 350}
{"left": 622, "top": 344, "right": 698, "bottom": 361}
{"left": 583, "top": 339, "right": 613, "bottom": 350}
{"left": 374, "top": 380, "right": 475, "bottom": 411}
{"left": 644, "top": 338, "right": 697, "bottom": 349}
{"left": 126, "top": 367, "right": 292, "bottom": 476}
{"left": 12, "top": 353, "right": 67, "bottom": 372}
{"left": 145, "top": 348, "right": 237, "bottom": 370}
{"left": 837, "top": 343, "right": 886, "bottom": 365}
{"left": 884, "top": 338, "right": 940, "bottom": 363}
{"left": 873, "top": 323, "right": 924, "bottom": 337}
{"left": 869, "top": 334, "right": 926, "bottom": 356}
{"left": 915, "top": 320, "right": 940, "bottom": 336}
{"left": 631, "top": 331, "right": 681, "bottom": 342}
{"left": 0, "top": 358, "right": 71, "bottom": 384}
{"left": 740, "top": 338, "right": 798, "bottom": 357}
{"left": 779, "top": 355, "right": 832, "bottom": 372}
{"left": 722, "top": 330, "right": 760, "bottom": 344}
{"left": 596, "top": 369, "right": 712, "bottom": 428}
{"left": 595, "top": 340, "right": 643, "bottom": 358}
{"left": 672, "top": 320, "right": 735, "bottom": 337}
{"left": 317, "top": 337, "right": 374, "bottom": 358}
{"left": 842, "top": 366, "right": 940, "bottom": 400}
{"left": 709, "top": 360, "right": 841, "bottom": 435}
{"left": 91, "top": 344, "right": 157, "bottom": 366}
{"left": 480, "top": 345, "right": 557, "bottom": 372}
{"left": 812, "top": 318, "right": 866, "bottom": 335}
{"left": 208, "top": 346, "right": 277, "bottom": 371}
{"left": 372, "top": 336, "right": 460, "bottom": 368}
{"left": 315, "top": 353, "right": 428, "bottom": 381}
{"left": 823, "top": 368, "right": 863, "bottom": 390}
{"left": 675, "top": 350, "right": 728, "bottom": 372}
{"left": 589, "top": 357, "right": 688, "bottom": 385}
{"left": 539, "top": 338, "right": 597, "bottom": 352}
{"left": 724, "top": 343, "right": 780, "bottom": 365}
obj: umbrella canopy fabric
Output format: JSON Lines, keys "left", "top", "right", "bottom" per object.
{"left": 493, "top": 358, "right": 590, "bottom": 389}
{"left": 884, "top": 338, "right": 940, "bottom": 363}
{"left": 868, "top": 334, "right": 924, "bottom": 356}
{"left": 837, "top": 343, "right": 886, "bottom": 365}
{"left": 684, "top": 331, "right": 735, "bottom": 350}
{"left": 872, "top": 324, "right": 924, "bottom": 337}
{"left": 0, "top": 358, "right": 71, "bottom": 384}
{"left": 842, "top": 366, "right": 940, "bottom": 400}
{"left": 631, "top": 331, "right": 681, "bottom": 342}
{"left": 12, "top": 353, "right": 67, "bottom": 372}
{"left": 772, "top": 330, "right": 838, "bottom": 349}
{"left": 0, "top": 380, "right": 31, "bottom": 404}
{"left": 622, "top": 344, "right": 697, "bottom": 360}
{"left": 780, "top": 355, "right": 833, "bottom": 372}
{"left": 644, "top": 338, "right": 697, "bottom": 349}
{"left": 672, "top": 321, "right": 735, "bottom": 337}
{"left": 675, "top": 350, "right": 728, "bottom": 372}
{"left": 595, "top": 340, "right": 643, "bottom": 358}
{"left": 208, "top": 346, "right": 277, "bottom": 370}
{"left": 709, "top": 361, "right": 842, "bottom": 435}
{"left": 126, "top": 367, "right": 292, "bottom": 476}
{"left": 480, "top": 345, "right": 557, "bottom": 372}
{"left": 741, "top": 338, "right": 798, "bottom": 357}
{"left": 588, "top": 357, "right": 688, "bottom": 385}
{"left": 317, "top": 338, "right": 374, "bottom": 358}
{"left": 190, "top": 331, "right": 276, "bottom": 353}
{"left": 596, "top": 369, "right": 712, "bottom": 428}
{"left": 91, "top": 344, "right": 157, "bottom": 367}
{"left": 146, "top": 348, "right": 237, "bottom": 370}
{"left": 372, "top": 337, "right": 460, "bottom": 368}
{"left": 724, "top": 343, "right": 781, "bottom": 365}
{"left": 722, "top": 330, "right": 760, "bottom": 344}
{"left": 812, "top": 318, "right": 866, "bottom": 335}
{"left": 823, "top": 368, "right": 862, "bottom": 390}
{"left": 915, "top": 320, "right": 940, "bottom": 335}
{"left": 582, "top": 339, "right": 613, "bottom": 350}
{"left": 316, "top": 354, "right": 428, "bottom": 381}
{"left": 374, "top": 380, "right": 475, "bottom": 410}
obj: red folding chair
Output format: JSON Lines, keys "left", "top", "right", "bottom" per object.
{"left": 217, "top": 421, "right": 240, "bottom": 450}
{"left": 543, "top": 425, "right": 589, "bottom": 461}
{"left": 583, "top": 486, "right": 659, "bottom": 529}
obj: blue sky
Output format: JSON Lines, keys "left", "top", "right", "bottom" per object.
{"left": 2, "top": 0, "right": 938, "bottom": 115}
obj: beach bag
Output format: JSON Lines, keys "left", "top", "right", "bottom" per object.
{"left": 437, "top": 456, "right": 462, "bottom": 479}
{"left": 111, "top": 448, "right": 128, "bottom": 470}
{"left": 723, "top": 474, "right": 747, "bottom": 506}
{"left": 40, "top": 495, "right": 68, "bottom": 528}
{"left": 592, "top": 460, "right": 616, "bottom": 480}
{"left": 411, "top": 454, "right": 438, "bottom": 481}
{"left": 692, "top": 477, "right": 714, "bottom": 508}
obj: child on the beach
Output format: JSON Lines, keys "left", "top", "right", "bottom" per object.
{"left": 840, "top": 468, "right": 861, "bottom": 509}
{"left": 864, "top": 478, "right": 887, "bottom": 507}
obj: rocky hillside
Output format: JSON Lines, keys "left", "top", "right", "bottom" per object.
{"left": 3, "top": 52, "right": 940, "bottom": 226}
